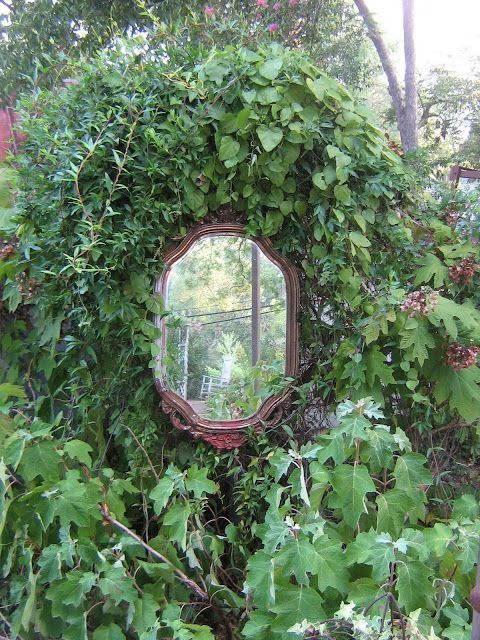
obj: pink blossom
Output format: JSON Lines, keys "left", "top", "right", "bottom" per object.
{"left": 273, "top": 1, "right": 282, "bottom": 9}
{"left": 268, "top": 22, "right": 279, "bottom": 32}
{"left": 288, "top": 0, "right": 299, "bottom": 6}
{"left": 255, "top": 12, "right": 262, "bottom": 19}
{"left": 257, "top": 0, "right": 268, "bottom": 7}
{"left": 204, "top": 5, "right": 214, "bottom": 16}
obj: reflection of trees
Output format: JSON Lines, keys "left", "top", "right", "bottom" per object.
{"left": 165, "top": 236, "right": 287, "bottom": 416}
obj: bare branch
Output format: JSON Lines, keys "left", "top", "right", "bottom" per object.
{"left": 100, "top": 506, "right": 209, "bottom": 602}
{"left": 402, "top": 0, "right": 418, "bottom": 149}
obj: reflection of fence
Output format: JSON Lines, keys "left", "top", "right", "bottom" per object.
{"left": 199, "top": 375, "right": 229, "bottom": 400}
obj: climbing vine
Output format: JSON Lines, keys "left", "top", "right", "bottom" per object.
{"left": 0, "top": 38, "right": 479, "bottom": 639}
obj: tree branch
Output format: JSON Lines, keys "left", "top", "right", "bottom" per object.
{"left": 100, "top": 506, "right": 209, "bottom": 602}
{"left": 402, "top": 0, "right": 418, "bottom": 149}
{"left": 353, "top": 0, "right": 405, "bottom": 132}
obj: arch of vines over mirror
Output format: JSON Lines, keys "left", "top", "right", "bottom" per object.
{"left": 154, "top": 223, "right": 299, "bottom": 449}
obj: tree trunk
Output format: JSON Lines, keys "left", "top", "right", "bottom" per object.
{"left": 353, "top": 0, "right": 418, "bottom": 152}
{"left": 402, "top": 0, "right": 418, "bottom": 150}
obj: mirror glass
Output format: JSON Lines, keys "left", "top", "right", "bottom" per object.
{"left": 163, "top": 235, "right": 287, "bottom": 420}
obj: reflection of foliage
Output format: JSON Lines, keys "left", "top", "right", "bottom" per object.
{"left": 165, "top": 236, "right": 287, "bottom": 411}
{"left": 205, "top": 361, "right": 286, "bottom": 420}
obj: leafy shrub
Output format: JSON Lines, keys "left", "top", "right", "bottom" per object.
{"left": 0, "top": 38, "right": 479, "bottom": 638}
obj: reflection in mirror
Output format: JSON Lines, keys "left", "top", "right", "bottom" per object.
{"left": 164, "top": 235, "right": 287, "bottom": 420}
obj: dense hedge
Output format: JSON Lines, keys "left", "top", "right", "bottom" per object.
{"left": 0, "top": 39, "right": 479, "bottom": 639}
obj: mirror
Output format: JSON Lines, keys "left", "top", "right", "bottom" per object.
{"left": 155, "top": 224, "right": 299, "bottom": 449}
{"left": 164, "top": 235, "right": 287, "bottom": 420}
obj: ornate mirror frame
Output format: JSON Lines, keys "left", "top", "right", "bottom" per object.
{"left": 154, "top": 223, "right": 299, "bottom": 450}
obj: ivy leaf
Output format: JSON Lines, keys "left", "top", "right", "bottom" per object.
{"left": 276, "top": 535, "right": 319, "bottom": 585}
{"left": 349, "top": 231, "right": 371, "bottom": 248}
{"left": 414, "top": 253, "right": 448, "bottom": 288}
{"left": 63, "top": 440, "right": 93, "bottom": 466}
{"left": 259, "top": 509, "right": 291, "bottom": 552}
{"left": 258, "top": 58, "right": 283, "bottom": 80}
{"left": 218, "top": 136, "right": 240, "bottom": 161}
{"left": 364, "top": 346, "right": 395, "bottom": 387}
{"left": 245, "top": 550, "right": 275, "bottom": 608}
{"left": 396, "top": 560, "right": 433, "bottom": 613}
{"left": 432, "top": 364, "right": 480, "bottom": 422}
{"left": 257, "top": 125, "right": 283, "bottom": 152}
{"left": 46, "top": 571, "right": 96, "bottom": 615}
{"left": 51, "top": 471, "right": 102, "bottom": 528}
{"left": 150, "top": 476, "right": 175, "bottom": 514}
{"left": 98, "top": 564, "right": 137, "bottom": 605}
{"left": 429, "top": 296, "right": 480, "bottom": 340}
{"left": 376, "top": 490, "right": 414, "bottom": 537}
{"left": 346, "top": 530, "right": 395, "bottom": 582}
{"left": 18, "top": 441, "right": 61, "bottom": 483}
{"left": 329, "top": 464, "right": 375, "bottom": 528}
{"left": 242, "top": 611, "right": 273, "bottom": 639}
{"left": 399, "top": 318, "right": 435, "bottom": 366}
{"left": 163, "top": 501, "right": 191, "bottom": 550}
{"left": 185, "top": 465, "right": 218, "bottom": 498}
{"left": 393, "top": 453, "right": 432, "bottom": 493}
{"left": 313, "top": 536, "right": 349, "bottom": 593}
{"left": 92, "top": 623, "right": 126, "bottom": 640}
{"left": 132, "top": 592, "right": 159, "bottom": 636}
{"left": 270, "top": 585, "right": 325, "bottom": 629}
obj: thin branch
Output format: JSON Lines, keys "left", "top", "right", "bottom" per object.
{"left": 100, "top": 506, "right": 209, "bottom": 602}
{"left": 125, "top": 425, "right": 159, "bottom": 481}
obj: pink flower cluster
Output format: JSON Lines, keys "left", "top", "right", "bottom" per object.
{"left": 204, "top": 5, "right": 214, "bottom": 17}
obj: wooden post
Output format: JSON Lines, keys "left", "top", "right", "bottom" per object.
{"left": 251, "top": 243, "right": 261, "bottom": 394}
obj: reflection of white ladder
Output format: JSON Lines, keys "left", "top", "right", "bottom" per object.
{"left": 199, "top": 356, "right": 233, "bottom": 399}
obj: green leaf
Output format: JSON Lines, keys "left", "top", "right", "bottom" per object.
{"left": 349, "top": 231, "right": 371, "bottom": 247}
{"left": 63, "top": 440, "right": 93, "bottom": 466}
{"left": 399, "top": 318, "right": 435, "bottom": 366}
{"left": 242, "top": 611, "right": 273, "bottom": 639}
{"left": 393, "top": 453, "right": 432, "bottom": 493}
{"left": 414, "top": 253, "right": 448, "bottom": 288}
{"left": 276, "top": 535, "right": 319, "bottom": 585}
{"left": 312, "top": 173, "right": 327, "bottom": 190}
{"left": 396, "top": 560, "right": 433, "bottom": 613}
{"left": 329, "top": 464, "right": 376, "bottom": 528}
{"left": 257, "top": 125, "right": 283, "bottom": 152}
{"left": 245, "top": 550, "right": 275, "bottom": 608}
{"left": 270, "top": 585, "right": 325, "bottom": 629}
{"left": 346, "top": 530, "right": 395, "bottom": 582}
{"left": 93, "top": 623, "right": 126, "bottom": 640}
{"left": 18, "top": 441, "right": 61, "bottom": 483}
{"left": 98, "top": 565, "right": 137, "bottom": 605}
{"left": 132, "top": 592, "right": 159, "bottom": 635}
{"left": 376, "top": 490, "right": 414, "bottom": 537}
{"left": 364, "top": 345, "right": 396, "bottom": 387}
{"left": 313, "top": 536, "right": 349, "bottom": 593}
{"left": 0, "top": 383, "right": 26, "bottom": 398}
{"left": 185, "top": 464, "right": 218, "bottom": 498}
{"left": 163, "top": 501, "right": 190, "bottom": 550}
{"left": 432, "top": 365, "right": 480, "bottom": 422}
{"left": 334, "top": 184, "right": 352, "bottom": 205}
{"left": 150, "top": 476, "right": 175, "bottom": 514}
{"left": 258, "top": 58, "right": 283, "bottom": 80}
{"left": 429, "top": 296, "right": 480, "bottom": 341}
{"left": 46, "top": 571, "right": 96, "bottom": 615}
{"left": 218, "top": 136, "right": 240, "bottom": 161}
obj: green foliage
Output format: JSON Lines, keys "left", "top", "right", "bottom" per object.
{"left": 0, "top": 40, "right": 479, "bottom": 639}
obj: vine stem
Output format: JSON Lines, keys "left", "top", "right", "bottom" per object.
{"left": 99, "top": 505, "right": 209, "bottom": 601}
{"left": 125, "top": 425, "right": 159, "bottom": 481}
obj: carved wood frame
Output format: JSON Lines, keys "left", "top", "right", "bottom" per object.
{"left": 154, "top": 223, "right": 300, "bottom": 450}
